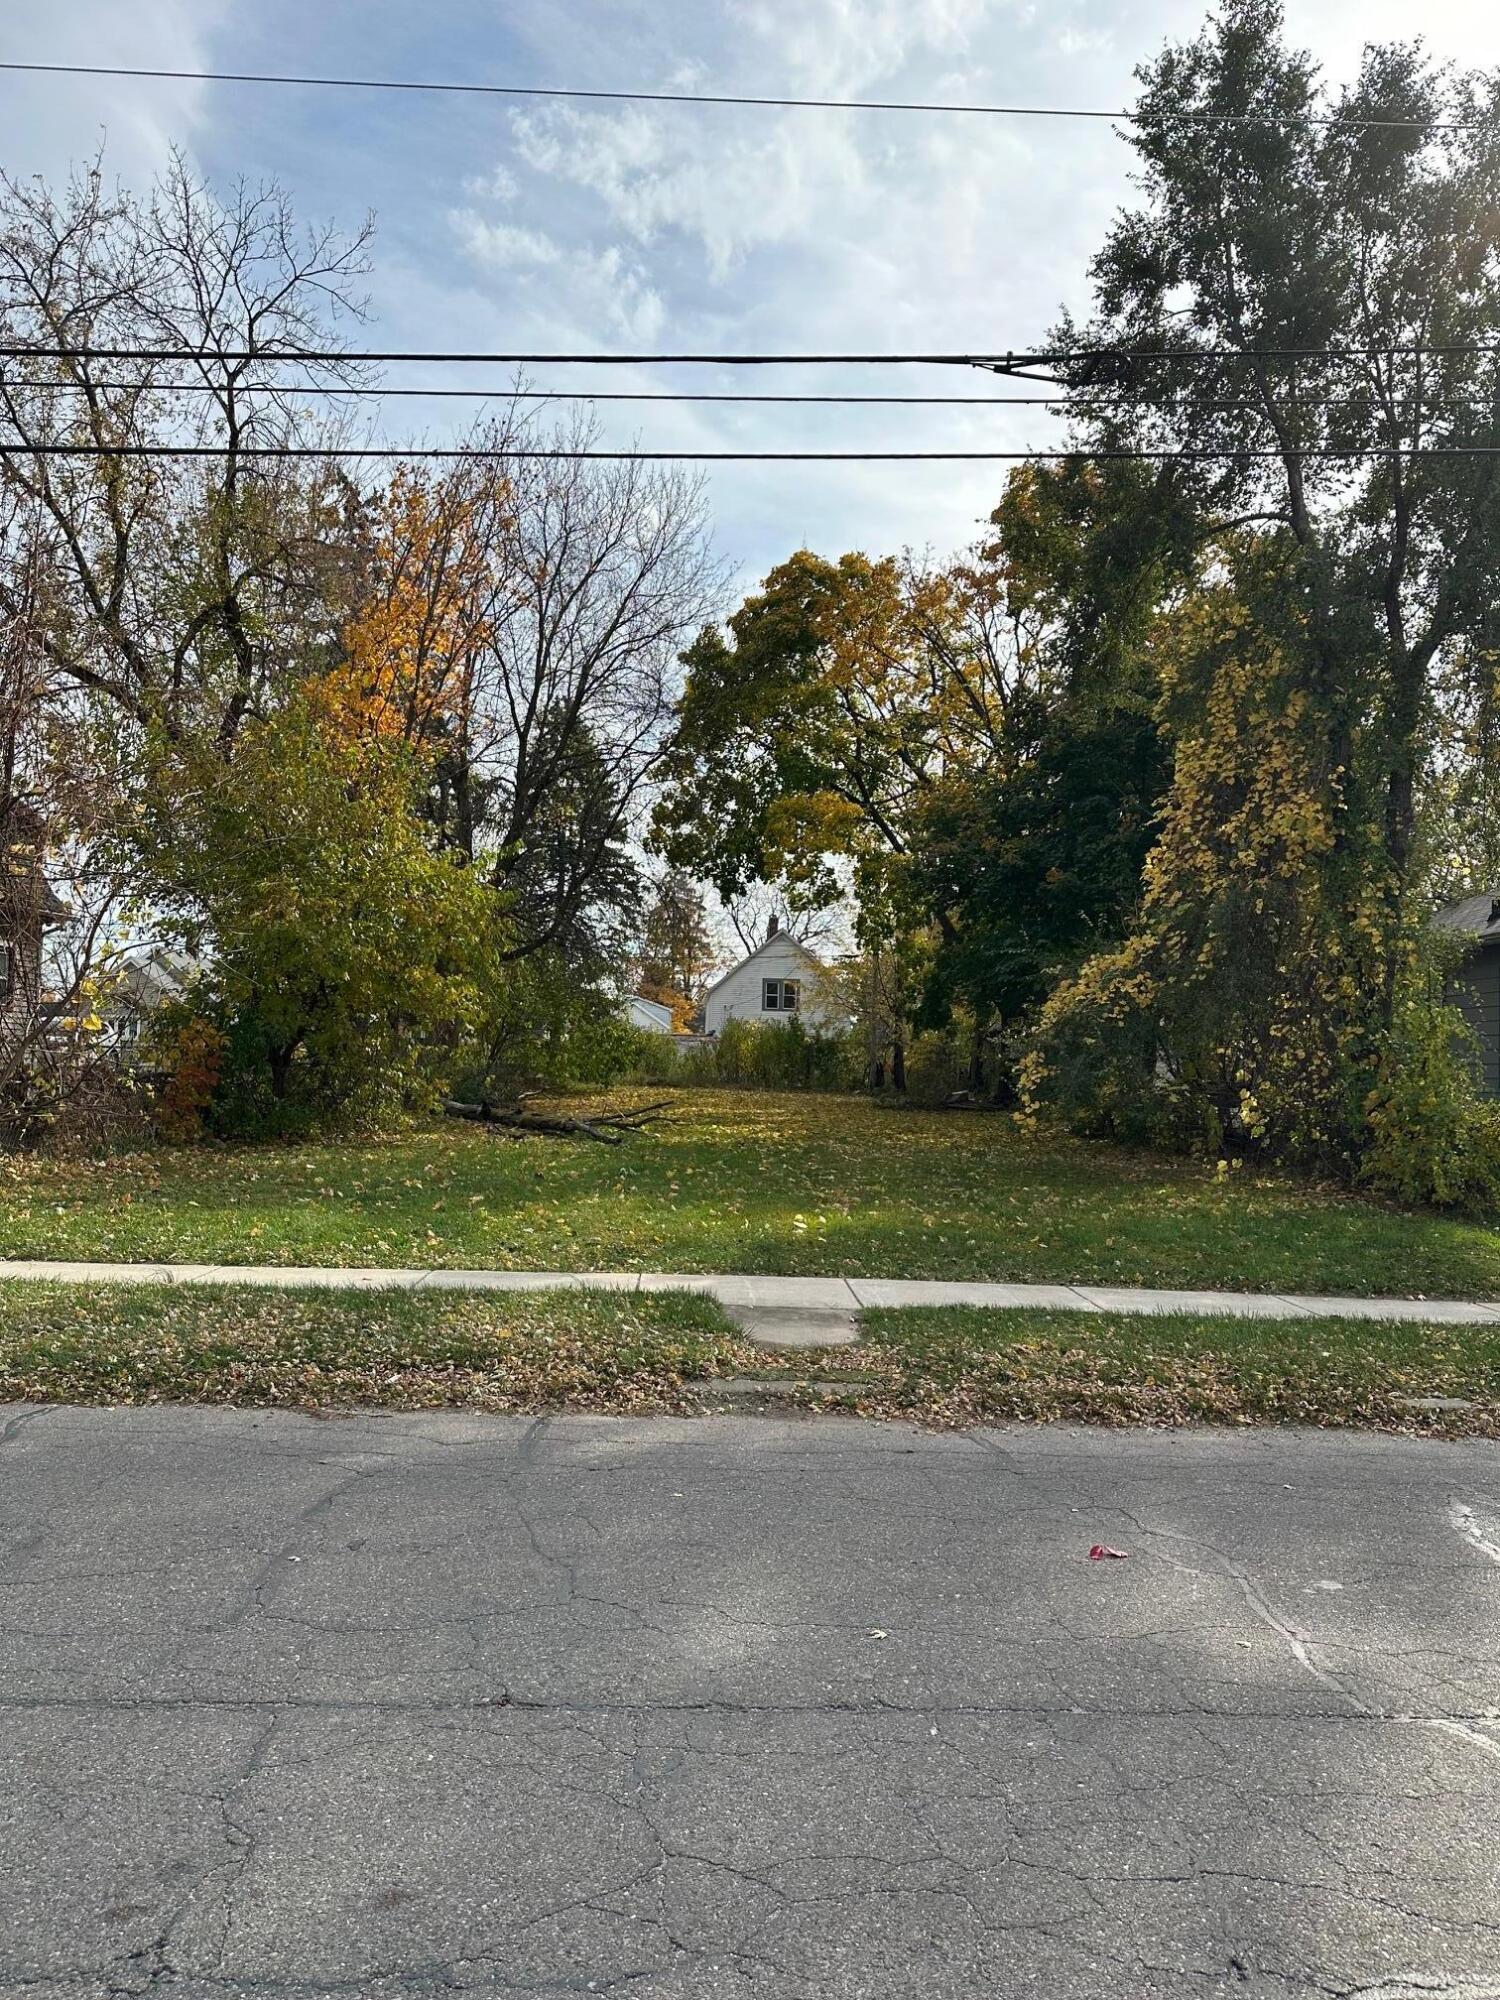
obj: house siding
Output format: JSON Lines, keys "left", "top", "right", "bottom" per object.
{"left": 0, "top": 823, "right": 46, "bottom": 1061}
{"left": 625, "top": 995, "right": 675, "bottom": 1035}
{"left": 703, "top": 937, "right": 842, "bottom": 1035}
{"left": 1452, "top": 940, "right": 1500, "bottom": 1095}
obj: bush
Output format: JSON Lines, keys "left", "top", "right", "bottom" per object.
{"left": 0, "top": 1046, "right": 153, "bottom": 1154}
{"left": 1362, "top": 992, "right": 1500, "bottom": 1216}
{"left": 663, "top": 1017, "right": 862, "bottom": 1092}
{"left": 457, "top": 1012, "right": 666, "bottom": 1102}
{"left": 153, "top": 1017, "right": 227, "bottom": 1142}
{"left": 900, "top": 1029, "right": 971, "bottom": 1106}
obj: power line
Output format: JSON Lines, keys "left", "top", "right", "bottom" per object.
{"left": 0, "top": 380, "right": 1075, "bottom": 406}
{"left": 6, "top": 442, "right": 1500, "bottom": 462}
{"left": 0, "top": 343, "right": 1021, "bottom": 368}
{"left": 4, "top": 379, "right": 1495, "bottom": 416}
{"left": 2, "top": 343, "right": 1498, "bottom": 369}
{"left": 0, "top": 59, "right": 1484, "bottom": 131}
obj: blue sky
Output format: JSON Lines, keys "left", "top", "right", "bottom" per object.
{"left": 3, "top": 0, "right": 1495, "bottom": 589}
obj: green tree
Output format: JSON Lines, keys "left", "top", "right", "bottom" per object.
{"left": 656, "top": 550, "right": 929, "bottom": 912}
{"left": 138, "top": 695, "right": 505, "bottom": 1133}
{"left": 912, "top": 705, "right": 1167, "bottom": 1033}
{"left": 1058, "top": 0, "right": 1500, "bottom": 969}
{"left": 1022, "top": 0, "right": 1500, "bottom": 1194}
{"left": 906, "top": 461, "right": 1188, "bottom": 1080}
{"left": 636, "top": 871, "right": 717, "bottom": 1028}
{"left": 656, "top": 470, "right": 1189, "bottom": 1095}
{"left": 655, "top": 550, "right": 945, "bottom": 1085}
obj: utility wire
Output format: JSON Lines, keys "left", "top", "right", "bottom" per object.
{"left": 2, "top": 343, "right": 1498, "bottom": 368}
{"left": 0, "top": 343, "right": 1034, "bottom": 368}
{"left": 1, "top": 381, "right": 1078, "bottom": 406}
{"left": 0, "top": 59, "right": 1485, "bottom": 131}
{"left": 6, "top": 443, "right": 1500, "bottom": 461}
{"left": 3, "top": 380, "right": 1496, "bottom": 412}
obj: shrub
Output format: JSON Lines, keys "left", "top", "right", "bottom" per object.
{"left": 900, "top": 1029, "right": 971, "bottom": 1107}
{"left": 154, "top": 1017, "right": 227, "bottom": 1142}
{"left": 1362, "top": 991, "right": 1500, "bottom": 1216}
{"left": 673, "top": 1017, "right": 862, "bottom": 1092}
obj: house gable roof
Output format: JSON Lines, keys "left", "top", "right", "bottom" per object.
{"left": 3, "top": 804, "right": 68, "bottom": 927}
{"left": 1434, "top": 894, "right": 1500, "bottom": 944}
{"left": 626, "top": 993, "right": 675, "bottom": 1028}
{"left": 700, "top": 931, "right": 826, "bottom": 1005}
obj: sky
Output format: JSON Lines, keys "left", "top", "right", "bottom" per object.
{"left": 2, "top": 0, "right": 1496, "bottom": 591}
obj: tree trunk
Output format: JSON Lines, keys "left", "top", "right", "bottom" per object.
{"left": 891, "top": 1035, "right": 907, "bottom": 1094}
{"left": 268, "top": 1039, "right": 299, "bottom": 1100}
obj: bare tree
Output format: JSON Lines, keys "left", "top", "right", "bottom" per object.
{"left": 357, "top": 410, "right": 725, "bottom": 967}
{"left": 722, "top": 885, "right": 842, "bottom": 960}
{"left": 0, "top": 152, "right": 372, "bottom": 749}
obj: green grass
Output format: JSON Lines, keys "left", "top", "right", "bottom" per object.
{"left": 2, "top": 1087, "right": 1500, "bottom": 1297}
{"left": 3, "top": 1281, "right": 1494, "bottom": 1436}
{"left": 848, "top": 1305, "right": 1500, "bottom": 1434}
{"left": 0, "top": 1281, "right": 748, "bottom": 1413}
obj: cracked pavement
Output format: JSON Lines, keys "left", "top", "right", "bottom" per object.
{"left": 1, "top": 1408, "right": 1498, "bottom": 1999}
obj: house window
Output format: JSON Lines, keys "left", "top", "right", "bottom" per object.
{"left": 762, "top": 978, "right": 800, "bottom": 1013}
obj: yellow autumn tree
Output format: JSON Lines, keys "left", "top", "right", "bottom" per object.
{"left": 313, "top": 467, "right": 497, "bottom": 749}
{"left": 1023, "top": 560, "right": 1381, "bottom": 1165}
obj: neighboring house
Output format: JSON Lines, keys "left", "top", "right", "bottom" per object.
{"left": 701, "top": 919, "right": 846, "bottom": 1036}
{"left": 97, "top": 945, "right": 196, "bottom": 1050}
{"left": 0, "top": 804, "right": 67, "bottom": 1057}
{"left": 623, "top": 993, "right": 676, "bottom": 1036}
{"left": 1435, "top": 895, "right": 1500, "bottom": 1094}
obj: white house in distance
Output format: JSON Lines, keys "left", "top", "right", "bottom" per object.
{"left": 701, "top": 919, "right": 845, "bottom": 1035}
{"left": 623, "top": 993, "right": 675, "bottom": 1035}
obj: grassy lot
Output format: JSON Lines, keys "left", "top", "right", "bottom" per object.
{"left": 2, "top": 1282, "right": 1495, "bottom": 1437}
{"left": 2, "top": 1087, "right": 1500, "bottom": 1297}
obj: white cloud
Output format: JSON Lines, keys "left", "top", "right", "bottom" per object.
{"left": 461, "top": 164, "right": 521, "bottom": 203}
{"left": 48, "top": 0, "right": 1482, "bottom": 588}
{"left": 449, "top": 210, "right": 666, "bottom": 342}
{"left": 452, "top": 215, "right": 562, "bottom": 267}
{"left": 727, "top": 0, "right": 990, "bottom": 94}
{"left": 1, "top": 0, "right": 232, "bottom": 187}
{"left": 507, "top": 102, "right": 870, "bottom": 277}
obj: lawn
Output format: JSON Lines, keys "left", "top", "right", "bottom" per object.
{"left": 0, "top": 1282, "right": 749, "bottom": 1414}
{"left": 850, "top": 1306, "right": 1500, "bottom": 1435}
{"left": 2, "top": 1087, "right": 1500, "bottom": 1297}
{"left": 2, "top": 1281, "right": 1494, "bottom": 1437}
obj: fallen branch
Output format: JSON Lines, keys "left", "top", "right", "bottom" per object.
{"left": 443, "top": 1098, "right": 675, "bottom": 1144}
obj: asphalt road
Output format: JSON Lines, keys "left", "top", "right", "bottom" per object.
{"left": 2, "top": 1407, "right": 1498, "bottom": 2000}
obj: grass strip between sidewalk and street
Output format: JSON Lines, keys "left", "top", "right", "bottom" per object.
{"left": 1, "top": 1282, "right": 1499, "bottom": 1436}
{"left": 0, "top": 1282, "right": 754, "bottom": 1416}
{"left": 841, "top": 1306, "right": 1500, "bottom": 1435}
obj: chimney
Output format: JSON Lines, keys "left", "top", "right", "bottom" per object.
{"left": 767, "top": 913, "right": 780, "bottom": 941}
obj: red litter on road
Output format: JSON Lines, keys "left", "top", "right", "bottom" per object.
{"left": 1089, "top": 1544, "right": 1129, "bottom": 1561}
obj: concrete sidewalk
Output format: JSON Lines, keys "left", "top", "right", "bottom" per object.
{"left": 3, "top": 1255, "right": 1500, "bottom": 1322}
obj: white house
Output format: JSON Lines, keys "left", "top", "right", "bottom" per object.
{"left": 623, "top": 993, "right": 676, "bottom": 1035}
{"left": 97, "top": 945, "right": 196, "bottom": 1050}
{"left": 701, "top": 922, "right": 845, "bottom": 1036}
